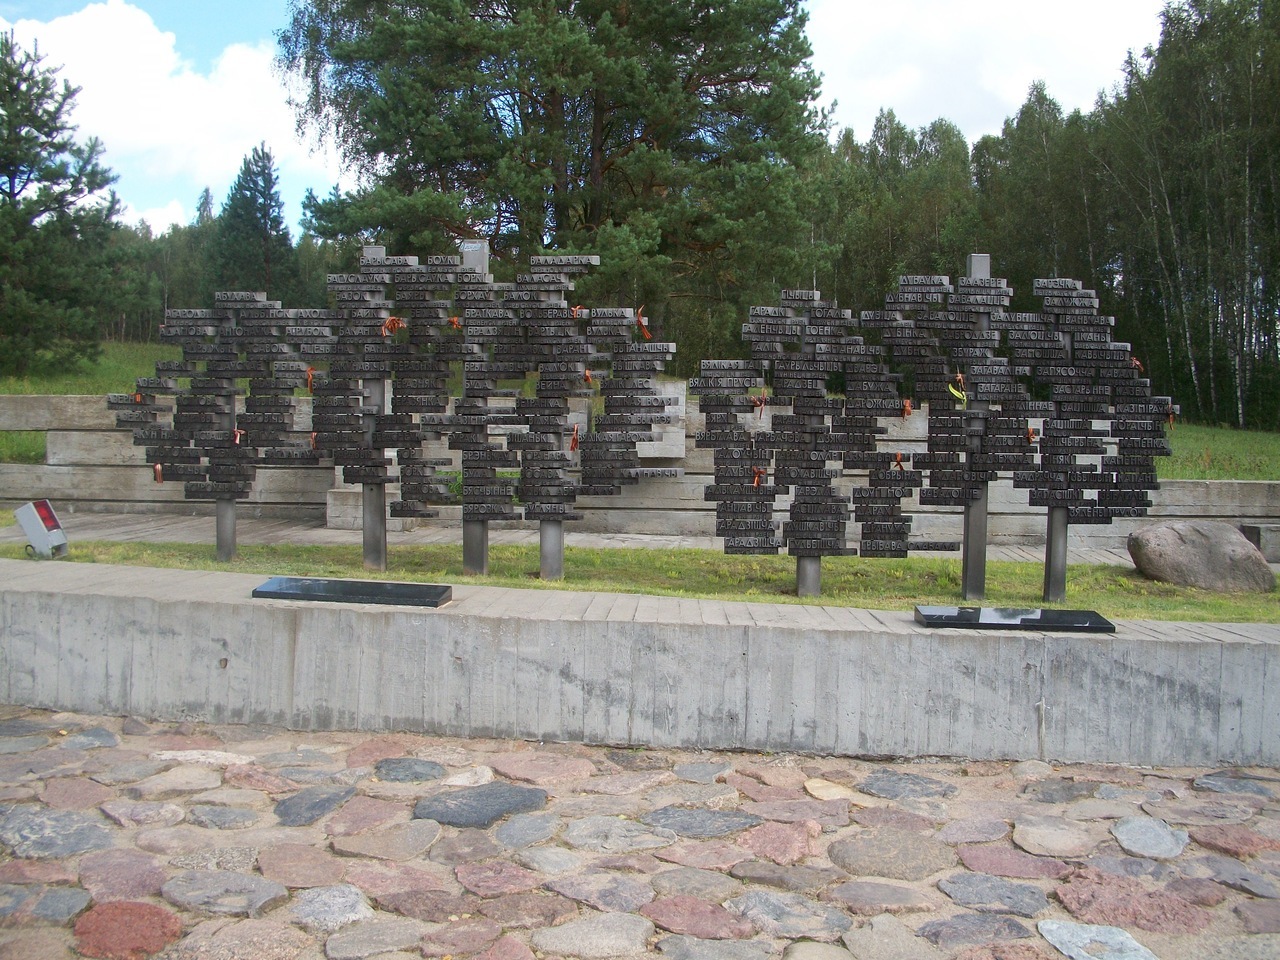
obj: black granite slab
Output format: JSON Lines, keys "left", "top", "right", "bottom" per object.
{"left": 914, "top": 605, "right": 1114, "bottom": 633}
{"left": 253, "top": 576, "right": 451, "bottom": 607}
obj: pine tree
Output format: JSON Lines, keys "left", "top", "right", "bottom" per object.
{"left": 0, "top": 31, "right": 119, "bottom": 374}
{"left": 214, "top": 143, "right": 298, "bottom": 298}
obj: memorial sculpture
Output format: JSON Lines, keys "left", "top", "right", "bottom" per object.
{"left": 115, "top": 247, "right": 680, "bottom": 578}
{"left": 691, "top": 255, "right": 1176, "bottom": 601}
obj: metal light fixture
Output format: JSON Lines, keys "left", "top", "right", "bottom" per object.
{"left": 14, "top": 499, "right": 69, "bottom": 559}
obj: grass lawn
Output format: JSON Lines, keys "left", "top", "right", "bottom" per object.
{"left": 1, "top": 539, "right": 1273, "bottom": 622}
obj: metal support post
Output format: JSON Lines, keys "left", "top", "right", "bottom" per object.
{"left": 1043, "top": 505, "right": 1069, "bottom": 602}
{"left": 362, "top": 376, "right": 387, "bottom": 572}
{"left": 463, "top": 520, "right": 489, "bottom": 575}
{"left": 215, "top": 497, "right": 236, "bottom": 562}
{"left": 540, "top": 519, "right": 564, "bottom": 580}
{"left": 796, "top": 556, "right": 821, "bottom": 598}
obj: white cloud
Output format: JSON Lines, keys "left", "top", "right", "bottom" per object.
{"left": 1, "top": 0, "right": 345, "bottom": 230}
{"left": 805, "top": 0, "right": 1165, "bottom": 142}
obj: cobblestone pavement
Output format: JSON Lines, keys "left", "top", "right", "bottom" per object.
{"left": 0, "top": 706, "right": 1276, "bottom": 960}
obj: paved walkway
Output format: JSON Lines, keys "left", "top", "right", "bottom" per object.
{"left": 0, "top": 511, "right": 1139, "bottom": 567}
{"left": 0, "top": 705, "right": 1275, "bottom": 960}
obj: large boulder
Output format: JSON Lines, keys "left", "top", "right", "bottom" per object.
{"left": 1128, "top": 520, "right": 1275, "bottom": 593}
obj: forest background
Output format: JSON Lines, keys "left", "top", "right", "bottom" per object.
{"left": 1, "top": 0, "right": 1276, "bottom": 431}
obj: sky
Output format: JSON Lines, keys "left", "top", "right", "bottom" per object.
{"left": 0, "top": 0, "right": 1169, "bottom": 233}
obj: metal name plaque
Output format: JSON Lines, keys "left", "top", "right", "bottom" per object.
{"left": 914, "top": 605, "right": 1115, "bottom": 633}
{"left": 253, "top": 576, "right": 452, "bottom": 607}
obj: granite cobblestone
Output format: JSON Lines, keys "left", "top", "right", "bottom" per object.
{"left": 0, "top": 706, "right": 1274, "bottom": 958}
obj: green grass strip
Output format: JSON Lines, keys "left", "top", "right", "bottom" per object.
{"left": 1, "top": 540, "right": 1273, "bottom": 623}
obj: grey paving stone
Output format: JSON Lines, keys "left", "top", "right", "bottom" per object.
{"left": 843, "top": 913, "right": 945, "bottom": 960}
{"left": 531, "top": 911, "right": 655, "bottom": 958}
{"left": 657, "top": 935, "right": 775, "bottom": 960}
{"left": 1021, "top": 779, "right": 1098, "bottom": 803}
{"left": 60, "top": 727, "right": 119, "bottom": 751}
{"left": 827, "top": 828, "right": 956, "bottom": 881}
{"left": 725, "top": 889, "right": 851, "bottom": 941}
{"left": 674, "top": 762, "right": 733, "bottom": 784}
{"left": 937, "top": 872, "right": 1049, "bottom": 917}
{"left": 1111, "top": 814, "right": 1189, "bottom": 859}
{"left": 545, "top": 869, "right": 656, "bottom": 912}
{"left": 563, "top": 814, "right": 677, "bottom": 852}
{"left": 273, "top": 785, "right": 354, "bottom": 826}
{"left": 642, "top": 805, "right": 763, "bottom": 838}
{"left": 287, "top": 882, "right": 374, "bottom": 933}
{"left": 0, "top": 806, "right": 114, "bottom": 859}
{"left": 323, "top": 916, "right": 430, "bottom": 959}
{"left": 859, "top": 768, "right": 957, "bottom": 800}
{"left": 0, "top": 736, "right": 50, "bottom": 754}
{"left": 495, "top": 812, "right": 559, "bottom": 848}
{"left": 412, "top": 782, "right": 547, "bottom": 829}
{"left": 30, "top": 886, "right": 91, "bottom": 923}
{"left": 187, "top": 805, "right": 259, "bottom": 830}
{"left": 373, "top": 758, "right": 445, "bottom": 783}
{"left": 728, "top": 861, "right": 844, "bottom": 893}
{"left": 162, "top": 869, "right": 288, "bottom": 918}
{"left": 1037, "top": 918, "right": 1158, "bottom": 959}
{"left": 652, "top": 866, "right": 743, "bottom": 903}
{"left": 1194, "top": 771, "right": 1274, "bottom": 799}
{"left": 916, "top": 913, "right": 1033, "bottom": 950}
{"left": 1198, "top": 854, "right": 1280, "bottom": 898}
{"left": 514, "top": 846, "right": 583, "bottom": 875}
{"left": 169, "top": 846, "right": 259, "bottom": 873}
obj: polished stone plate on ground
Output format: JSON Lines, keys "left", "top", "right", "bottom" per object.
{"left": 253, "top": 576, "right": 451, "bottom": 607}
{"left": 914, "top": 606, "right": 1114, "bottom": 633}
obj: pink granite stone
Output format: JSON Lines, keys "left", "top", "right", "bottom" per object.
{"left": 724, "top": 773, "right": 806, "bottom": 802}
{"left": 640, "top": 895, "right": 755, "bottom": 939}
{"left": 957, "top": 844, "right": 1071, "bottom": 879}
{"left": 1236, "top": 899, "right": 1280, "bottom": 934}
{"left": 489, "top": 752, "right": 596, "bottom": 785}
{"left": 655, "top": 840, "right": 753, "bottom": 870}
{"left": 256, "top": 843, "right": 346, "bottom": 888}
{"left": 1054, "top": 867, "right": 1212, "bottom": 934}
{"left": 455, "top": 861, "right": 543, "bottom": 897}
{"left": 737, "top": 820, "right": 820, "bottom": 865}
{"left": 852, "top": 806, "right": 937, "bottom": 832}
{"left": 342, "top": 860, "right": 449, "bottom": 898}
{"left": 324, "top": 795, "right": 408, "bottom": 837}
{"left": 472, "top": 934, "right": 537, "bottom": 960}
{"left": 73, "top": 902, "right": 183, "bottom": 960}
{"left": 420, "top": 917, "right": 502, "bottom": 957}
{"left": 1190, "top": 823, "right": 1280, "bottom": 858}
{"left": 581, "top": 771, "right": 675, "bottom": 795}
{"left": 78, "top": 850, "right": 168, "bottom": 902}
{"left": 740, "top": 799, "right": 849, "bottom": 827}
{"left": 0, "top": 861, "right": 78, "bottom": 885}
{"left": 223, "top": 765, "right": 298, "bottom": 794}
{"left": 40, "top": 778, "right": 114, "bottom": 810}
{"left": 736, "top": 763, "right": 808, "bottom": 790}
{"left": 345, "top": 736, "right": 424, "bottom": 769}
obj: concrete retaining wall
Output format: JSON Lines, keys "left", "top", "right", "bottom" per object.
{"left": 2, "top": 558, "right": 1276, "bottom": 766}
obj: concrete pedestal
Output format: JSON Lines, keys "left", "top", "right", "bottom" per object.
{"left": 215, "top": 497, "right": 236, "bottom": 562}
{"left": 796, "top": 556, "right": 821, "bottom": 597}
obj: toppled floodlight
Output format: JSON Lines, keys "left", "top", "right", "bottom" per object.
{"left": 15, "top": 499, "right": 69, "bottom": 560}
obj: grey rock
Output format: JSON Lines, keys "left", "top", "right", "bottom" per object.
{"left": 827, "top": 828, "right": 956, "bottom": 881}
{"left": 782, "top": 945, "right": 855, "bottom": 960}
{"left": 288, "top": 883, "right": 374, "bottom": 933}
{"left": 273, "top": 785, "right": 354, "bottom": 826}
{"left": 1195, "top": 770, "right": 1275, "bottom": 799}
{"left": 515, "top": 846, "right": 583, "bottom": 875}
{"left": 323, "top": 916, "right": 430, "bottom": 959}
{"left": 30, "top": 886, "right": 91, "bottom": 923}
{"left": 1037, "top": 918, "right": 1158, "bottom": 960}
{"left": 496, "top": 812, "right": 559, "bottom": 848}
{"left": 1128, "top": 519, "right": 1276, "bottom": 592}
{"left": 60, "top": 726, "right": 119, "bottom": 750}
{"left": 1197, "top": 935, "right": 1280, "bottom": 960}
{"left": 563, "top": 814, "right": 678, "bottom": 851}
{"left": 121, "top": 717, "right": 150, "bottom": 736}
{"left": 0, "top": 806, "right": 114, "bottom": 859}
{"left": 0, "top": 735, "right": 50, "bottom": 754}
{"left": 275, "top": 765, "right": 339, "bottom": 784}
{"left": 642, "top": 805, "right": 763, "bottom": 838}
{"left": 1086, "top": 855, "right": 1178, "bottom": 881}
{"left": 0, "top": 718, "right": 59, "bottom": 737}
{"left": 728, "top": 861, "right": 844, "bottom": 893}
{"left": 843, "top": 913, "right": 945, "bottom": 960}
{"left": 916, "top": 913, "right": 1032, "bottom": 950}
{"left": 657, "top": 936, "right": 775, "bottom": 960}
{"left": 531, "top": 911, "right": 655, "bottom": 958}
{"left": 1111, "top": 814, "right": 1189, "bottom": 859}
{"left": 260, "top": 749, "right": 334, "bottom": 767}
{"left": 674, "top": 762, "right": 733, "bottom": 784}
{"left": 653, "top": 866, "right": 743, "bottom": 903}
{"left": 187, "top": 804, "right": 259, "bottom": 830}
{"left": 412, "top": 781, "right": 547, "bottom": 828}
{"left": 1199, "top": 854, "right": 1280, "bottom": 898}
{"left": 0, "top": 884, "right": 31, "bottom": 919}
{"left": 825, "top": 880, "right": 936, "bottom": 916}
{"left": 169, "top": 846, "right": 259, "bottom": 873}
{"left": 545, "top": 869, "right": 656, "bottom": 912}
{"left": 859, "top": 768, "right": 957, "bottom": 800}
{"left": 91, "top": 758, "right": 171, "bottom": 786}
{"left": 1021, "top": 779, "right": 1097, "bottom": 803}
{"left": 373, "top": 757, "right": 445, "bottom": 783}
{"left": 937, "top": 872, "right": 1049, "bottom": 917}
{"left": 725, "top": 889, "right": 851, "bottom": 941}
{"left": 161, "top": 869, "right": 288, "bottom": 918}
